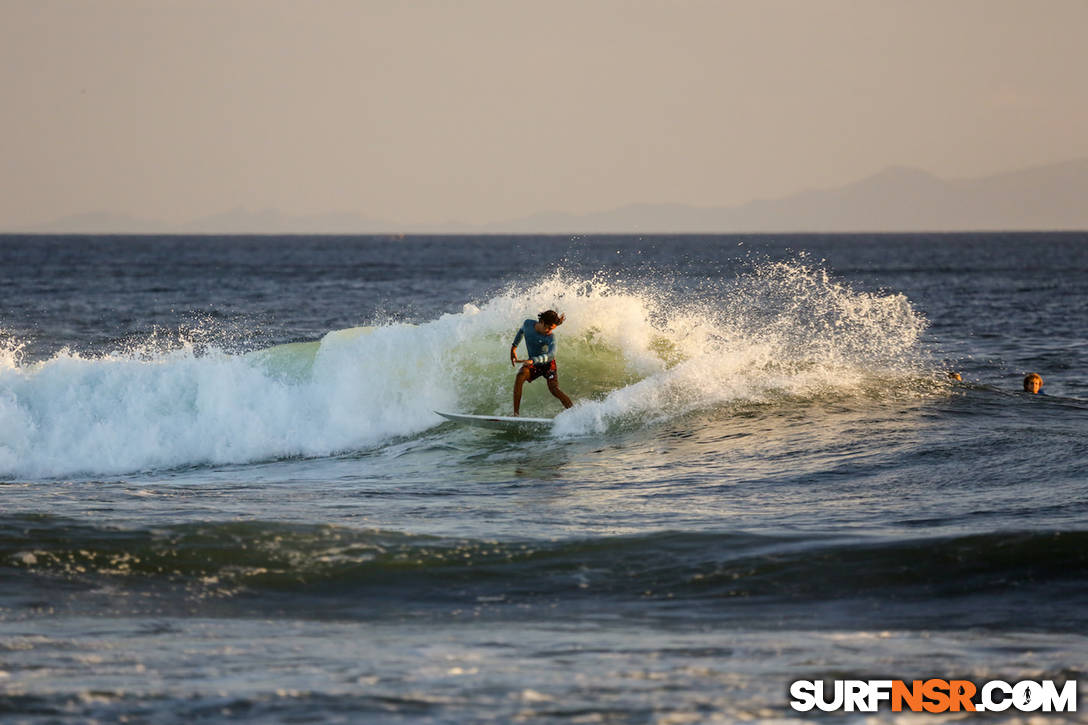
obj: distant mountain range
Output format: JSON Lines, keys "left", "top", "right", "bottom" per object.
{"left": 15, "top": 159, "right": 1088, "bottom": 234}
{"left": 482, "top": 159, "right": 1088, "bottom": 233}
{"left": 19, "top": 209, "right": 397, "bottom": 236}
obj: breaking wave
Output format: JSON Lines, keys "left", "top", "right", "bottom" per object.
{"left": 0, "top": 259, "right": 935, "bottom": 477}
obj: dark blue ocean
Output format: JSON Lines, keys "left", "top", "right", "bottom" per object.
{"left": 1, "top": 233, "right": 1086, "bottom": 722}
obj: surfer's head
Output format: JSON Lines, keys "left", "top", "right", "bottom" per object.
{"left": 1023, "top": 373, "right": 1043, "bottom": 394}
{"left": 536, "top": 310, "right": 564, "bottom": 334}
{"left": 538, "top": 310, "right": 561, "bottom": 326}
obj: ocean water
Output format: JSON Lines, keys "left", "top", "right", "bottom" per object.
{"left": 1, "top": 233, "right": 1086, "bottom": 723}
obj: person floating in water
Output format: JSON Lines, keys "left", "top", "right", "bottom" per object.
{"left": 1023, "top": 372, "right": 1045, "bottom": 395}
{"left": 510, "top": 310, "right": 573, "bottom": 416}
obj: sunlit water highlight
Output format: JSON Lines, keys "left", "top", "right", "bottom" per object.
{"left": 1, "top": 234, "right": 1086, "bottom": 723}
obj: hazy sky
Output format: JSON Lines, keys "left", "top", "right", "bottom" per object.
{"left": 2, "top": 0, "right": 1087, "bottom": 229}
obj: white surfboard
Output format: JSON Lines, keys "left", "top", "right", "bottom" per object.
{"left": 435, "top": 411, "right": 553, "bottom": 431}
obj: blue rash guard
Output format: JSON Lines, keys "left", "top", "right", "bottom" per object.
{"left": 511, "top": 319, "right": 556, "bottom": 364}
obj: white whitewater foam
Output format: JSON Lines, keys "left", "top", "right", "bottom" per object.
{"left": 0, "top": 262, "right": 931, "bottom": 478}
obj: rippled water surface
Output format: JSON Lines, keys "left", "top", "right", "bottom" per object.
{"left": 1, "top": 233, "right": 1086, "bottom": 722}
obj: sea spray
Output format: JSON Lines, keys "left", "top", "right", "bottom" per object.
{"left": 554, "top": 258, "right": 932, "bottom": 434}
{"left": 0, "top": 260, "right": 933, "bottom": 478}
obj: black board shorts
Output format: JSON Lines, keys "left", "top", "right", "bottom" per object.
{"left": 525, "top": 360, "right": 558, "bottom": 382}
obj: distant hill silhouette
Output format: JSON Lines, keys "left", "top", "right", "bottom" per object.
{"left": 20, "top": 209, "right": 393, "bottom": 235}
{"left": 483, "top": 159, "right": 1088, "bottom": 233}
{"left": 16, "top": 159, "right": 1088, "bottom": 234}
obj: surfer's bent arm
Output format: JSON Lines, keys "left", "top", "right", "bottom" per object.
{"left": 510, "top": 328, "right": 525, "bottom": 365}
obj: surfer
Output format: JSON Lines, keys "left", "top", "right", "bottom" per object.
{"left": 511, "top": 310, "right": 573, "bottom": 415}
{"left": 1023, "top": 372, "right": 1045, "bottom": 394}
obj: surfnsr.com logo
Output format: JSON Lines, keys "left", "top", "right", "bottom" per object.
{"left": 789, "top": 679, "right": 1077, "bottom": 713}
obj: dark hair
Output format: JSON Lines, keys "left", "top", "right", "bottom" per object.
{"left": 538, "top": 310, "right": 561, "bottom": 326}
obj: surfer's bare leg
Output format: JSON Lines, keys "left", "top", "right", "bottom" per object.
{"left": 513, "top": 365, "right": 532, "bottom": 415}
{"left": 547, "top": 379, "right": 573, "bottom": 409}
